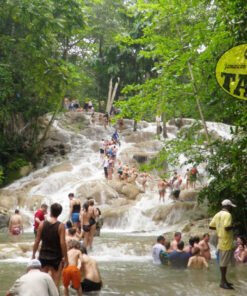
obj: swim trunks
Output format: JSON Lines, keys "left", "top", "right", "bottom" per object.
{"left": 11, "top": 227, "right": 21, "bottom": 235}
{"left": 39, "top": 258, "right": 61, "bottom": 271}
{"left": 159, "top": 189, "right": 165, "bottom": 194}
{"left": 81, "top": 279, "right": 102, "bottom": 292}
{"left": 62, "top": 265, "right": 81, "bottom": 289}
{"left": 71, "top": 213, "right": 80, "bottom": 223}
{"left": 83, "top": 225, "right": 91, "bottom": 232}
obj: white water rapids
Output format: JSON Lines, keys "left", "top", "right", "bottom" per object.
{"left": 2, "top": 114, "right": 247, "bottom": 296}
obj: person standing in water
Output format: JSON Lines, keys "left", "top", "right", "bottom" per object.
{"left": 8, "top": 209, "right": 23, "bottom": 236}
{"left": 32, "top": 203, "right": 68, "bottom": 287}
{"left": 34, "top": 203, "right": 48, "bottom": 236}
{"left": 68, "top": 193, "right": 81, "bottom": 229}
{"left": 81, "top": 202, "right": 91, "bottom": 249}
{"left": 187, "top": 247, "right": 208, "bottom": 269}
{"left": 199, "top": 233, "right": 211, "bottom": 261}
{"left": 62, "top": 240, "right": 82, "bottom": 296}
{"left": 157, "top": 179, "right": 168, "bottom": 202}
{"left": 6, "top": 259, "right": 59, "bottom": 296}
{"left": 209, "top": 199, "right": 236, "bottom": 290}
{"left": 88, "top": 199, "right": 99, "bottom": 250}
{"left": 80, "top": 246, "right": 102, "bottom": 293}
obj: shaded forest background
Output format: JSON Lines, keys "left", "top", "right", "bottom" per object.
{"left": 0, "top": 0, "right": 246, "bottom": 230}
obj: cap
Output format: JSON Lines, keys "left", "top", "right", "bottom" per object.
{"left": 27, "top": 259, "right": 41, "bottom": 269}
{"left": 222, "top": 199, "right": 236, "bottom": 207}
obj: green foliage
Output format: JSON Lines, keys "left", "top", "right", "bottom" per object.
{"left": 198, "top": 134, "right": 247, "bottom": 234}
{"left": 0, "top": 167, "right": 4, "bottom": 185}
{"left": 5, "top": 157, "right": 29, "bottom": 184}
{"left": 140, "top": 121, "right": 207, "bottom": 176}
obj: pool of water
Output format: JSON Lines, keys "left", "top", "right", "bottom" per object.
{"left": 0, "top": 232, "right": 247, "bottom": 296}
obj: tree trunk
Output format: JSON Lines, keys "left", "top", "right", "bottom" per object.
{"left": 187, "top": 61, "right": 211, "bottom": 146}
{"left": 133, "top": 120, "right": 137, "bottom": 131}
{"left": 162, "top": 112, "right": 168, "bottom": 138}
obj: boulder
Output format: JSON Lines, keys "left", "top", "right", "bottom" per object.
{"left": 76, "top": 181, "right": 119, "bottom": 204}
{"left": 150, "top": 202, "right": 195, "bottom": 224}
{"left": 179, "top": 189, "right": 199, "bottom": 202}
{"left": 133, "top": 153, "right": 148, "bottom": 163}
{"left": 121, "top": 183, "right": 140, "bottom": 200}
{"left": 107, "top": 180, "right": 141, "bottom": 200}
{"left": 19, "top": 163, "right": 33, "bottom": 177}
{"left": 0, "top": 191, "right": 17, "bottom": 209}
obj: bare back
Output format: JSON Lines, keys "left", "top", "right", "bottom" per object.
{"left": 67, "top": 248, "right": 81, "bottom": 267}
{"left": 188, "top": 255, "right": 208, "bottom": 269}
{"left": 9, "top": 214, "right": 22, "bottom": 227}
{"left": 80, "top": 254, "right": 101, "bottom": 283}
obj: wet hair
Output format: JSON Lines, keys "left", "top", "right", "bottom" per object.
{"left": 157, "top": 235, "right": 165, "bottom": 242}
{"left": 177, "top": 241, "right": 184, "bottom": 250}
{"left": 41, "top": 203, "right": 48, "bottom": 209}
{"left": 193, "top": 236, "right": 200, "bottom": 244}
{"left": 237, "top": 236, "right": 246, "bottom": 245}
{"left": 68, "top": 239, "right": 80, "bottom": 250}
{"left": 50, "top": 203, "right": 62, "bottom": 218}
{"left": 89, "top": 199, "right": 94, "bottom": 206}
{"left": 203, "top": 233, "right": 209, "bottom": 239}
{"left": 165, "top": 241, "right": 171, "bottom": 250}
{"left": 80, "top": 245, "right": 88, "bottom": 255}
{"left": 83, "top": 202, "right": 89, "bottom": 212}
{"left": 15, "top": 209, "right": 20, "bottom": 214}
{"left": 193, "top": 247, "right": 201, "bottom": 255}
{"left": 66, "top": 220, "right": 73, "bottom": 229}
{"left": 68, "top": 228, "right": 77, "bottom": 236}
{"left": 68, "top": 193, "right": 74, "bottom": 198}
{"left": 174, "top": 232, "right": 181, "bottom": 238}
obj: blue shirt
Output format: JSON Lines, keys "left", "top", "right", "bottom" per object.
{"left": 168, "top": 250, "right": 191, "bottom": 268}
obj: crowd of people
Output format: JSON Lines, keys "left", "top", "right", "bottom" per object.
{"left": 152, "top": 199, "right": 247, "bottom": 290}
{"left": 7, "top": 195, "right": 103, "bottom": 296}
{"left": 5, "top": 109, "right": 246, "bottom": 294}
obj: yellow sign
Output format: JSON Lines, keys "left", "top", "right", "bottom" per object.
{"left": 216, "top": 44, "right": 247, "bottom": 100}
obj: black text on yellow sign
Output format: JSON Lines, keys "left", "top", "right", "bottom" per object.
{"left": 216, "top": 44, "right": 247, "bottom": 100}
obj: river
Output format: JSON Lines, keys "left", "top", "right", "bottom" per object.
{"left": 1, "top": 232, "right": 247, "bottom": 296}
{"left": 0, "top": 114, "right": 246, "bottom": 295}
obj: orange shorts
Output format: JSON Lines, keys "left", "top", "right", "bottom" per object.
{"left": 62, "top": 265, "right": 81, "bottom": 289}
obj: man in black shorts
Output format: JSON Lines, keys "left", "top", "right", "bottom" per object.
{"left": 32, "top": 203, "right": 68, "bottom": 287}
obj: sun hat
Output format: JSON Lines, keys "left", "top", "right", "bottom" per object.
{"left": 221, "top": 199, "right": 236, "bottom": 207}
{"left": 27, "top": 259, "right": 41, "bottom": 269}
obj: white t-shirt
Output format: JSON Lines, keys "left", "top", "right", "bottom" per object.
{"left": 152, "top": 243, "right": 166, "bottom": 264}
{"left": 8, "top": 269, "right": 59, "bottom": 296}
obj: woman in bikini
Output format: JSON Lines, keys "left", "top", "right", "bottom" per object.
{"left": 81, "top": 202, "right": 91, "bottom": 249}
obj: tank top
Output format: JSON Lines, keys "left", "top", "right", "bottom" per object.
{"left": 72, "top": 203, "right": 81, "bottom": 213}
{"left": 39, "top": 221, "right": 62, "bottom": 261}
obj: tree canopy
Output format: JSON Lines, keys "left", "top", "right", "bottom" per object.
{"left": 0, "top": 0, "right": 246, "bottom": 230}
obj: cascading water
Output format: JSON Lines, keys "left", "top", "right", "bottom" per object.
{"left": 2, "top": 114, "right": 246, "bottom": 296}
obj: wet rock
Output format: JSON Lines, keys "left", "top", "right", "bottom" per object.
{"left": 19, "top": 163, "right": 33, "bottom": 177}
{"left": 179, "top": 189, "right": 199, "bottom": 202}
{"left": 133, "top": 153, "right": 148, "bottom": 163}
{"left": 108, "top": 180, "right": 141, "bottom": 200}
{"left": 0, "top": 191, "right": 17, "bottom": 209}
{"left": 0, "top": 207, "right": 9, "bottom": 229}
{"left": 77, "top": 181, "right": 119, "bottom": 204}
{"left": 48, "top": 162, "right": 73, "bottom": 173}
{"left": 124, "top": 131, "right": 155, "bottom": 143}
{"left": 150, "top": 202, "right": 195, "bottom": 224}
